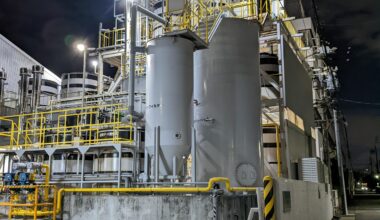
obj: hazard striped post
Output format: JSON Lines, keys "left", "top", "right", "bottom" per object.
{"left": 264, "top": 176, "right": 275, "bottom": 220}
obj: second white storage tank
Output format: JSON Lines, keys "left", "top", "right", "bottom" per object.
{"left": 194, "top": 18, "right": 262, "bottom": 186}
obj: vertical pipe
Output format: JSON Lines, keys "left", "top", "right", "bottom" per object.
{"left": 154, "top": 126, "right": 160, "bottom": 182}
{"left": 256, "top": 187, "right": 264, "bottom": 220}
{"left": 80, "top": 153, "right": 85, "bottom": 188}
{"left": 123, "top": 0, "right": 130, "bottom": 108}
{"left": 128, "top": 4, "right": 137, "bottom": 115}
{"left": 76, "top": 152, "right": 80, "bottom": 175}
{"left": 98, "top": 22, "right": 103, "bottom": 48}
{"left": 144, "top": 144, "right": 149, "bottom": 182}
{"left": 191, "top": 127, "right": 196, "bottom": 182}
{"left": 31, "top": 65, "right": 44, "bottom": 112}
{"left": 18, "top": 68, "right": 29, "bottom": 113}
{"left": 172, "top": 156, "right": 177, "bottom": 178}
{"left": 97, "top": 54, "right": 104, "bottom": 94}
{"left": 0, "top": 69, "right": 6, "bottom": 108}
{"left": 82, "top": 50, "right": 87, "bottom": 99}
{"left": 333, "top": 109, "right": 348, "bottom": 215}
{"left": 118, "top": 150, "right": 122, "bottom": 188}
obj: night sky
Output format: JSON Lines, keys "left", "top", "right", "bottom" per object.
{"left": 0, "top": 0, "right": 379, "bottom": 169}
{"left": 304, "top": 0, "right": 380, "bottom": 169}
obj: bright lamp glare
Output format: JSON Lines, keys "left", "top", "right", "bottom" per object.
{"left": 92, "top": 60, "right": 98, "bottom": 67}
{"left": 76, "top": 44, "right": 85, "bottom": 52}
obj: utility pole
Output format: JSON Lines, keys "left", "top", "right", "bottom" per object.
{"left": 333, "top": 109, "right": 348, "bottom": 215}
{"left": 375, "top": 136, "right": 379, "bottom": 173}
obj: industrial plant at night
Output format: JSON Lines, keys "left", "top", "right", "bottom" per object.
{"left": 0, "top": 0, "right": 362, "bottom": 219}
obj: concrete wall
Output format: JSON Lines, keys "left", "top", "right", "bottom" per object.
{"left": 61, "top": 193, "right": 257, "bottom": 220}
{"left": 274, "top": 178, "right": 334, "bottom": 220}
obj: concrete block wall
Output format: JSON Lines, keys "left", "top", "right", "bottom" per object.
{"left": 61, "top": 193, "right": 257, "bottom": 220}
{"left": 273, "top": 178, "right": 334, "bottom": 220}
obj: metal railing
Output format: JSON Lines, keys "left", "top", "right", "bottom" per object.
{"left": 99, "top": 28, "right": 125, "bottom": 48}
{"left": 0, "top": 185, "right": 57, "bottom": 220}
{"left": 0, "top": 104, "right": 134, "bottom": 149}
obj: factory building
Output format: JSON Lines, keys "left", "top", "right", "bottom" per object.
{"left": 0, "top": 34, "right": 61, "bottom": 113}
{"left": 0, "top": 0, "right": 349, "bottom": 219}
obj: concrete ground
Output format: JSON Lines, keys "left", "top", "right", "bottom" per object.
{"left": 348, "top": 193, "right": 380, "bottom": 220}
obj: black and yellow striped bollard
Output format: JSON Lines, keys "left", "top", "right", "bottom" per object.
{"left": 264, "top": 176, "right": 275, "bottom": 220}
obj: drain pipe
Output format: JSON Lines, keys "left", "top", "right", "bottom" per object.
{"left": 126, "top": 3, "right": 167, "bottom": 116}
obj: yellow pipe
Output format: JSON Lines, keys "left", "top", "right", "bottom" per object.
{"left": 262, "top": 123, "right": 282, "bottom": 177}
{"left": 37, "top": 164, "right": 50, "bottom": 185}
{"left": 55, "top": 177, "right": 256, "bottom": 214}
{"left": 42, "top": 164, "right": 50, "bottom": 202}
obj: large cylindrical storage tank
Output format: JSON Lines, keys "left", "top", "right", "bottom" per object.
{"left": 146, "top": 36, "right": 194, "bottom": 177}
{"left": 194, "top": 18, "right": 262, "bottom": 186}
{"left": 28, "top": 79, "right": 59, "bottom": 106}
{"left": 61, "top": 72, "right": 97, "bottom": 98}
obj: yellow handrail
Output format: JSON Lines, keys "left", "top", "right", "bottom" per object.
{"left": 0, "top": 104, "right": 134, "bottom": 149}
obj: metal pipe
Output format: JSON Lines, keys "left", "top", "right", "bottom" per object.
{"left": 97, "top": 53, "right": 104, "bottom": 94}
{"left": 172, "top": 156, "right": 177, "bottom": 178}
{"left": 54, "top": 177, "right": 257, "bottom": 214}
{"left": 123, "top": 0, "right": 130, "bottom": 112}
{"left": 333, "top": 109, "right": 348, "bottom": 215}
{"left": 41, "top": 164, "right": 50, "bottom": 185}
{"left": 144, "top": 145, "right": 149, "bottom": 182}
{"left": 82, "top": 49, "right": 87, "bottom": 99}
{"left": 118, "top": 150, "right": 122, "bottom": 188}
{"left": 135, "top": 5, "right": 167, "bottom": 25}
{"left": 127, "top": 4, "right": 168, "bottom": 116}
{"left": 0, "top": 69, "right": 7, "bottom": 108}
{"left": 18, "top": 68, "right": 30, "bottom": 113}
{"left": 154, "top": 126, "right": 160, "bottom": 182}
{"left": 128, "top": 4, "right": 137, "bottom": 115}
{"left": 191, "top": 127, "right": 196, "bottom": 182}
{"left": 80, "top": 153, "right": 85, "bottom": 188}
{"left": 31, "top": 65, "right": 44, "bottom": 112}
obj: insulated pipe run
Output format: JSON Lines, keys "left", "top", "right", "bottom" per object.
{"left": 126, "top": 3, "right": 167, "bottom": 116}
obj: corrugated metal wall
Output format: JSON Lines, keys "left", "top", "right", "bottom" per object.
{"left": 0, "top": 34, "right": 61, "bottom": 95}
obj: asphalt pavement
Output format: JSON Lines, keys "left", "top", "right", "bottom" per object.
{"left": 348, "top": 193, "right": 380, "bottom": 220}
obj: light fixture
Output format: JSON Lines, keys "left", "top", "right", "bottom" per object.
{"left": 92, "top": 60, "right": 98, "bottom": 67}
{"left": 76, "top": 43, "right": 86, "bottom": 52}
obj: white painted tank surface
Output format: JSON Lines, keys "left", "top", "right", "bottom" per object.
{"left": 45, "top": 154, "right": 93, "bottom": 174}
{"left": 93, "top": 152, "right": 144, "bottom": 173}
{"left": 60, "top": 72, "right": 97, "bottom": 98}
{"left": 28, "top": 78, "right": 59, "bottom": 106}
{"left": 146, "top": 36, "right": 194, "bottom": 176}
{"left": 194, "top": 18, "right": 262, "bottom": 186}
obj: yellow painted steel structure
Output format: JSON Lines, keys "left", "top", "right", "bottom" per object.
{"left": 263, "top": 123, "right": 281, "bottom": 177}
{"left": 55, "top": 177, "right": 257, "bottom": 214}
{"left": 0, "top": 104, "right": 134, "bottom": 149}
{"left": 0, "top": 185, "right": 57, "bottom": 220}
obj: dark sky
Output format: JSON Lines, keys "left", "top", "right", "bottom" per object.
{"left": 0, "top": 0, "right": 379, "bottom": 169}
{"left": 302, "top": 0, "right": 380, "bottom": 169}
{"left": 0, "top": 0, "right": 115, "bottom": 73}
